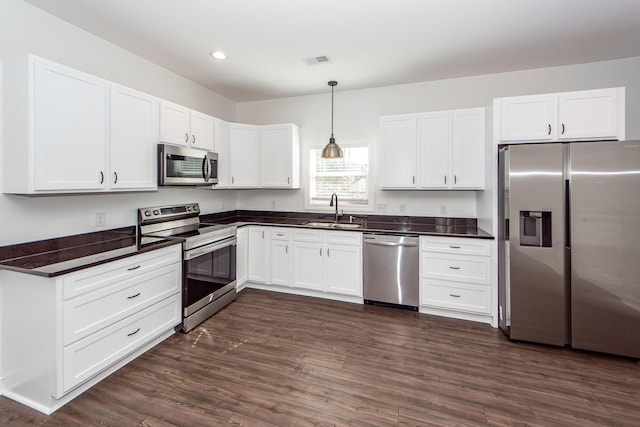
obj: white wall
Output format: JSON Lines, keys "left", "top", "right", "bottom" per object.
{"left": 237, "top": 56, "right": 640, "bottom": 231}
{"left": 0, "top": 0, "right": 239, "bottom": 246}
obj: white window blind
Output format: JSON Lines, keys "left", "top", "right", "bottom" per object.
{"left": 309, "top": 146, "right": 369, "bottom": 204}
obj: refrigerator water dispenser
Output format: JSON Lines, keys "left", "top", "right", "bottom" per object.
{"left": 519, "top": 211, "right": 552, "bottom": 247}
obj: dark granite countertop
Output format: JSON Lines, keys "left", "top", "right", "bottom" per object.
{"left": 0, "top": 227, "right": 180, "bottom": 277}
{"left": 201, "top": 210, "right": 494, "bottom": 239}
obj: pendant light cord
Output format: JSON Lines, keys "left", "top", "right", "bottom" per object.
{"left": 330, "top": 83, "right": 334, "bottom": 138}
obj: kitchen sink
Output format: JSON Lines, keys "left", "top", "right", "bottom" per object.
{"left": 303, "top": 221, "right": 362, "bottom": 229}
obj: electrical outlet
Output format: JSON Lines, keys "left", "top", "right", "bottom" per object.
{"left": 271, "top": 200, "right": 277, "bottom": 209}
{"left": 95, "top": 212, "right": 106, "bottom": 227}
{"left": 377, "top": 203, "right": 387, "bottom": 213}
{"left": 399, "top": 203, "right": 406, "bottom": 214}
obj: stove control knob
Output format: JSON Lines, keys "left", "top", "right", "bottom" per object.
{"left": 153, "top": 210, "right": 160, "bottom": 215}
{"left": 186, "top": 206, "right": 192, "bottom": 212}
{"left": 193, "top": 204, "right": 199, "bottom": 212}
{"left": 144, "top": 210, "right": 152, "bottom": 217}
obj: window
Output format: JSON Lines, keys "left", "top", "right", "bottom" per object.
{"left": 307, "top": 145, "right": 372, "bottom": 211}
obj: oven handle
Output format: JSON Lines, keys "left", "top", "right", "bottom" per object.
{"left": 184, "top": 236, "right": 237, "bottom": 261}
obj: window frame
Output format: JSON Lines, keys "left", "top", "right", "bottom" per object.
{"left": 304, "top": 141, "right": 375, "bottom": 213}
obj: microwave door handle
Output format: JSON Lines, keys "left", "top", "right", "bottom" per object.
{"left": 202, "top": 155, "right": 209, "bottom": 182}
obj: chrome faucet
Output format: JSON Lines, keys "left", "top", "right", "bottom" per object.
{"left": 329, "top": 193, "right": 342, "bottom": 222}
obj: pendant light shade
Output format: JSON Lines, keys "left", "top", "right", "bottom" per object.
{"left": 321, "top": 81, "right": 343, "bottom": 159}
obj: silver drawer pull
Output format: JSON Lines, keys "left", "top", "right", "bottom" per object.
{"left": 449, "top": 266, "right": 461, "bottom": 270}
{"left": 127, "top": 328, "right": 141, "bottom": 337}
{"left": 127, "top": 265, "right": 141, "bottom": 271}
{"left": 127, "top": 292, "right": 141, "bottom": 299}
{"left": 449, "top": 294, "right": 461, "bottom": 298}
{"left": 449, "top": 245, "right": 461, "bottom": 249}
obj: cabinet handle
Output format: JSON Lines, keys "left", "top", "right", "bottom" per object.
{"left": 561, "top": 123, "right": 565, "bottom": 135}
{"left": 320, "top": 248, "right": 323, "bottom": 256}
{"left": 113, "top": 171, "right": 118, "bottom": 184}
{"left": 99, "top": 171, "right": 104, "bottom": 184}
{"left": 262, "top": 231, "right": 265, "bottom": 239}
{"left": 449, "top": 266, "right": 461, "bottom": 270}
{"left": 412, "top": 176, "right": 415, "bottom": 184}
{"left": 127, "top": 292, "right": 141, "bottom": 299}
{"left": 127, "top": 265, "right": 141, "bottom": 271}
{"left": 327, "top": 249, "right": 330, "bottom": 257}
{"left": 449, "top": 294, "right": 461, "bottom": 298}
{"left": 192, "top": 134, "right": 196, "bottom": 144}
{"left": 287, "top": 176, "right": 290, "bottom": 184}
{"left": 286, "top": 245, "right": 288, "bottom": 254}
{"left": 127, "top": 328, "right": 141, "bottom": 337}
{"left": 548, "top": 124, "right": 552, "bottom": 135}
{"left": 454, "top": 175, "right": 457, "bottom": 184}
{"left": 444, "top": 175, "right": 447, "bottom": 184}
{"left": 185, "top": 133, "right": 189, "bottom": 143}
{"left": 449, "top": 245, "right": 461, "bottom": 249}
{"left": 232, "top": 177, "right": 234, "bottom": 184}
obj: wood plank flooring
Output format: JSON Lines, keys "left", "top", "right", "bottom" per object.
{"left": 2, "top": 288, "right": 639, "bottom": 426}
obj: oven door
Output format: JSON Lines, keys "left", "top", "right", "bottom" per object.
{"left": 183, "top": 236, "right": 237, "bottom": 318}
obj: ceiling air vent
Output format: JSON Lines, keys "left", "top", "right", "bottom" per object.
{"left": 303, "top": 55, "right": 333, "bottom": 65}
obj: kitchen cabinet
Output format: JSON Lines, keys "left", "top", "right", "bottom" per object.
{"left": 228, "top": 123, "right": 260, "bottom": 187}
{"left": 496, "top": 87, "right": 625, "bottom": 143}
{"left": 31, "top": 55, "right": 107, "bottom": 192}
{"left": 236, "top": 227, "right": 248, "bottom": 289}
{"left": 0, "top": 244, "right": 182, "bottom": 414}
{"left": 160, "top": 101, "right": 215, "bottom": 151}
{"left": 270, "top": 228, "right": 291, "bottom": 286}
{"left": 247, "top": 226, "right": 269, "bottom": 283}
{"left": 260, "top": 124, "right": 300, "bottom": 188}
{"left": 291, "top": 229, "right": 362, "bottom": 296}
{"left": 108, "top": 84, "right": 158, "bottom": 190}
{"left": 380, "top": 108, "right": 485, "bottom": 190}
{"left": 419, "top": 236, "right": 493, "bottom": 324}
{"left": 213, "top": 118, "right": 230, "bottom": 187}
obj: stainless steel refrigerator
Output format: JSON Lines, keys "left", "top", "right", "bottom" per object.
{"left": 498, "top": 140, "right": 640, "bottom": 359}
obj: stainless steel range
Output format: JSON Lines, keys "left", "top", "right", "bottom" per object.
{"left": 138, "top": 203, "right": 237, "bottom": 332}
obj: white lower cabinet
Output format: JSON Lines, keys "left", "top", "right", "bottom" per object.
{"left": 236, "top": 227, "right": 248, "bottom": 288}
{"left": 244, "top": 226, "right": 362, "bottom": 301}
{"left": 420, "top": 236, "right": 493, "bottom": 324}
{"left": 0, "top": 244, "right": 182, "bottom": 414}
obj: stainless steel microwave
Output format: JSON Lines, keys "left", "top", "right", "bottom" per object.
{"left": 158, "top": 144, "right": 218, "bottom": 186}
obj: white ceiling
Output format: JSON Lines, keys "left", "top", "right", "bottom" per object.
{"left": 24, "top": 0, "right": 640, "bottom": 102}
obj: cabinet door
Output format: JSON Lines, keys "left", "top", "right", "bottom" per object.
{"left": 32, "top": 57, "right": 107, "bottom": 191}
{"left": 379, "top": 115, "right": 417, "bottom": 188}
{"left": 214, "top": 119, "right": 230, "bottom": 188}
{"left": 418, "top": 112, "right": 450, "bottom": 188}
{"left": 189, "top": 111, "right": 215, "bottom": 151}
{"left": 558, "top": 88, "right": 620, "bottom": 140}
{"left": 236, "top": 227, "right": 248, "bottom": 287}
{"left": 228, "top": 123, "right": 260, "bottom": 187}
{"left": 247, "top": 227, "right": 268, "bottom": 283}
{"left": 270, "top": 240, "right": 291, "bottom": 286}
{"left": 260, "top": 124, "right": 298, "bottom": 188}
{"left": 109, "top": 84, "right": 158, "bottom": 190}
{"left": 499, "top": 95, "right": 556, "bottom": 142}
{"left": 451, "top": 108, "right": 484, "bottom": 189}
{"left": 159, "top": 101, "right": 190, "bottom": 146}
{"left": 291, "top": 241, "right": 324, "bottom": 291}
{"left": 325, "top": 244, "right": 362, "bottom": 296}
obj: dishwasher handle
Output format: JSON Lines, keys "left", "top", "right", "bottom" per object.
{"left": 364, "top": 238, "right": 418, "bottom": 248}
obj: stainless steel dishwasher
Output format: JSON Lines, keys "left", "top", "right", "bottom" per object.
{"left": 363, "top": 233, "right": 419, "bottom": 310}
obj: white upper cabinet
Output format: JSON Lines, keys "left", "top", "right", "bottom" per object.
{"left": 213, "top": 118, "right": 230, "bottom": 188}
{"left": 259, "top": 124, "right": 300, "bottom": 188}
{"left": 108, "top": 84, "right": 158, "bottom": 190}
{"left": 228, "top": 123, "right": 260, "bottom": 187}
{"left": 381, "top": 108, "right": 485, "bottom": 190}
{"left": 496, "top": 87, "right": 625, "bottom": 143}
{"left": 32, "top": 56, "right": 107, "bottom": 192}
{"left": 160, "top": 101, "right": 214, "bottom": 151}
{"left": 379, "top": 115, "right": 418, "bottom": 188}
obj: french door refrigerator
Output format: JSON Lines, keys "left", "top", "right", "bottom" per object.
{"left": 498, "top": 140, "right": 640, "bottom": 358}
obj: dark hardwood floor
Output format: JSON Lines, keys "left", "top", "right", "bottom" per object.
{"left": 2, "top": 288, "right": 639, "bottom": 426}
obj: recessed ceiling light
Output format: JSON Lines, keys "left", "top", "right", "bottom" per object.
{"left": 210, "top": 51, "right": 227, "bottom": 60}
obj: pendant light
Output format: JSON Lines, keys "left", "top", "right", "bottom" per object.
{"left": 321, "top": 80, "right": 344, "bottom": 159}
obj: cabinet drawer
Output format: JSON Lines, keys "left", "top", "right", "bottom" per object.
{"left": 421, "top": 280, "right": 490, "bottom": 314}
{"left": 63, "top": 263, "right": 181, "bottom": 345}
{"left": 325, "top": 230, "right": 361, "bottom": 246}
{"left": 420, "top": 236, "right": 491, "bottom": 256}
{"left": 292, "top": 229, "right": 324, "bottom": 243}
{"left": 62, "top": 294, "right": 180, "bottom": 392}
{"left": 421, "top": 253, "right": 490, "bottom": 285}
{"left": 62, "top": 245, "right": 181, "bottom": 300}
{"left": 270, "top": 229, "right": 291, "bottom": 240}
